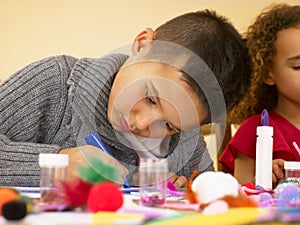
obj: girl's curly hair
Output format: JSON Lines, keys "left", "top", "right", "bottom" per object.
{"left": 228, "top": 3, "right": 300, "bottom": 124}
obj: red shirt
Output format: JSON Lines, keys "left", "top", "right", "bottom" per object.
{"left": 219, "top": 111, "right": 300, "bottom": 174}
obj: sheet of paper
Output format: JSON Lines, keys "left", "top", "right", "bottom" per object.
{"left": 149, "top": 207, "right": 260, "bottom": 225}
{"left": 14, "top": 186, "right": 139, "bottom": 198}
{"left": 0, "top": 212, "right": 92, "bottom": 225}
{"left": 121, "top": 187, "right": 140, "bottom": 194}
{"left": 13, "top": 186, "right": 41, "bottom": 198}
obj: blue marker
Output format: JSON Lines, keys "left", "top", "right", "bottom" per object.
{"left": 85, "top": 132, "right": 113, "bottom": 156}
{"left": 85, "top": 132, "right": 131, "bottom": 188}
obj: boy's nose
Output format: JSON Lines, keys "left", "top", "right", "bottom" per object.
{"left": 134, "top": 113, "right": 152, "bottom": 132}
{"left": 132, "top": 111, "right": 161, "bottom": 136}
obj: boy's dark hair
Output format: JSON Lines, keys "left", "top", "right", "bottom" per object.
{"left": 154, "top": 9, "right": 251, "bottom": 124}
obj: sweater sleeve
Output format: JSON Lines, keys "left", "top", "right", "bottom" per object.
{"left": 168, "top": 128, "right": 214, "bottom": 178}
{"left": 0, "top": 55, "right": 78, "bottom": 186}
{"left": 191, "top": 131, "right": 214, "bottom": 173}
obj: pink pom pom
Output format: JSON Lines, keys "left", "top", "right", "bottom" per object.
{"left": 202, "top": 200, "right": 229, "bottom": 215}
{"left": 87, "top": 182, "right": 123, "bottom": 212}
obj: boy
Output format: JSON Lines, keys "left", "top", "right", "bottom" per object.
{"left": 0, "top": 9, "right": 251, "bottom": 187}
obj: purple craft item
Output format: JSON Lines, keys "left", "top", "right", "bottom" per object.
{"left": 260, "top": 109, "right": 269, "bottom": 126}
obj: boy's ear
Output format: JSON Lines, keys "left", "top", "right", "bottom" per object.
{"left": 263, "top": 71, "right": 276, "bottom": 85}
{"left": 131, "top": 27, "right": 155, "bottom": 55}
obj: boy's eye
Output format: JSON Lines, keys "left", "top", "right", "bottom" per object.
{"left": 165, "top": 121, "right": 175, "bottom": 132}
{"left": 146, "top": 96, "right": 156, "bottom": 104}
{"left": 292, "top": 65, "right": 300, "bottom": 70}
{"left": 145, "top": 91, "right": 156, "bottom": 105}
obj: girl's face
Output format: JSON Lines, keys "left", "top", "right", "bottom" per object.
{"left": 268, "top": 24, "right": 300, "bottom": 109}
{"left": 107, "top": 62, "right": 206, "bottom": 138}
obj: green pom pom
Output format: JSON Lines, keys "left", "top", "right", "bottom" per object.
{"left": 78, "top": 158, "right": 120, "bottom": 184}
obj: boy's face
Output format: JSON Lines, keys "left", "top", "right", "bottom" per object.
{"left": 107, "top": 61, "right": 206, "bottom": 138}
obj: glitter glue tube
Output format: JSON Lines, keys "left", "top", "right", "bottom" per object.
{"left": 139, "top": 158, "right": 168, "bottom": 207}
{"left": 255, "top": 109, "right": 273, "bottom": 190}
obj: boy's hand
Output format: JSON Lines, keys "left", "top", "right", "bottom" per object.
{"left": 130, "top": 172, "right": 187, "bottom": 188}
{"left": 59, "top": 145, "right": 128, "bottom": 185}
{"left": 272, "top": 159, "right": 285, "bottom": 187}
{"left": 168, "top": 172, "right": 187, "bottom": 188}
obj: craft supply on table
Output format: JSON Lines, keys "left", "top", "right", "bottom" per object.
{"left": 284, "top": 161, "right": 300, "bottom": 187}
{"left": 255, "top": 109, "right": 273, "bottom": 190}
{"left": 139, "top": 158, "right": 168, "bottom": 207}
{"left": 292, "top": 141, "right": 300, "bottom": 157}
{"left": 38, "top": 153, "right": 69, "bottom": 211}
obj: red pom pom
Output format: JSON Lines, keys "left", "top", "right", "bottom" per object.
{"left": 61, "top": 178, "right": 93, "bottom": 208}
{"left": 242, "top": 182, "right": 258, "bottom": 195}
{"left": 243, "top": 182, "right": 256, "bottom": 189}
{"left": 87, "top": 182, "right": 123, "bottom": 212}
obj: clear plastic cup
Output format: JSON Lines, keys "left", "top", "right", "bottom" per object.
{"left": 139, "top": 158, "right": 168, "bottom": 207}
{"left": 39, "top": 153, "right": 69, "bottom": 210}
{"left": 284, "top": 161, "right": 300, "bottom": 187}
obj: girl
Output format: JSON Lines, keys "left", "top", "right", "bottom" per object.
{"left": 220, "top": 3, "right": 300, "bottom": 188}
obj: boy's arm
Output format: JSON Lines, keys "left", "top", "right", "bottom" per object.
{"left": 0, "top": 135, "right": 61, "bottom": 186}
{"left": 0, "top": 55, "right": 77, "bottom": 186}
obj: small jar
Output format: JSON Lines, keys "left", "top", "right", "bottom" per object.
{"left": 284, "top": 161, "right": 300, "bottom": 187}
{"left": 39, "top": 153, "right": 69, "bottom": 210}
{"left": 139, "top": 158, "right": 168, "bottom": 207}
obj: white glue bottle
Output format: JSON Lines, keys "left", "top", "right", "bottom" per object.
{"left": 255, "top": 109, "right": 273, "bottom": 190}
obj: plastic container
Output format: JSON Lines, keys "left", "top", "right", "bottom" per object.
{"left": 284, "top": 161, "right": 300, "bottom": 187}
{"left": 255, "top": 125, "right": 273, "bottom": 190}
{"left": 39, "top": 153, "right": 69, "bottom": 210}
{"left": 139, "top": 158, "right": 168, "bottom": 207}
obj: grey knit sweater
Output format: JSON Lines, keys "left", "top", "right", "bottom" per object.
{"left": 0, "top": 54, "right": 214, "bottom": 187}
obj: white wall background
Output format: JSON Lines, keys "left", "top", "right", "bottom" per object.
{"left": 1, "top": 0, "right": 299, "bottom": 80}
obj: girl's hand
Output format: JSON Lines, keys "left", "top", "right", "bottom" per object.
{"left": 59, "top": 145, "right": 128, "bottom": 185}
{"left": 272, "top": 159, "right": 285, "bottom": 188}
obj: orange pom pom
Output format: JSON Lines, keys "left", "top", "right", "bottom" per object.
{"left": 87, "top": 182, "right": 123, "bottom": 212}
{"left": 222, "top": 192, "right": 257, "bottom": 208}
{"left": 185, "top": 169, "right": 199, "bottom": 204}
{"left": 0, "top": 188, "right": 19, "bottom": 215}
